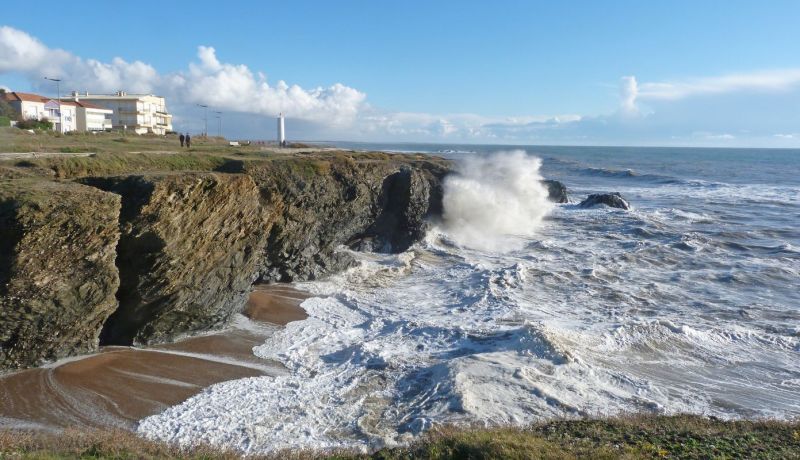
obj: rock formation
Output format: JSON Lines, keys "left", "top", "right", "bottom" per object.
{"left": 0, "top": 180, "right": 120, "bottom": 369}
{"left": 219, "top": 155, "right": 448, "bottom": 281}
{"left": 0, "top": 152, "right": 449, "bottom": 369}
{"left": 579, "top": 192, "right": 631, "bottom": 210}
{"left": 79, "top": 173, "right": 267, "bottom": 346}
{"left": 542, "top": 179, "right": 569, "bottom": 203}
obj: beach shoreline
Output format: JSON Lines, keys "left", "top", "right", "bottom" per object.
{"left": 0, "top": 284, "right": 311, "bottom": 432}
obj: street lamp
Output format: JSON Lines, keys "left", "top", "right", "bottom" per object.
{"left": 44, "top": 77, "right": 62, "bottom": 133}
{"left": 197, "top": 104, "right": 208, "bottom": 137}
{"left": 214, "top": 111, "right": 222, "bottom": 138}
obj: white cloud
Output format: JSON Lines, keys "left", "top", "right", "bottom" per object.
{"left": 623, "top": 69, "right": 800, "bottom": 112}
{"left": 0, "top": 26, "right": 365, "bottom": 124}
{"left": 692, "top": 131, "right": 736, "bottom": 140}
{"left": 619, "top": 76, "right": 639, "bottom": 115}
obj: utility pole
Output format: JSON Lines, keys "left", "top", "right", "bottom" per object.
{"left": 197, "top": 104, "right": 208, "bottom": 137}
{"left": 44, "top": 77, "right": 62, "bottom": 133}
{"left": 214, "top": 111, "right": 222, "bottom": 138}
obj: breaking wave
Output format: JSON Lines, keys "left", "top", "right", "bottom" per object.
{"left": 441, "top": 151, "right": 553, "bottom": 251}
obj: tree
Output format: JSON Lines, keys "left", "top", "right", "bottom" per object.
{"left": 0, "top": 89, "right": 18, "bottom": 119}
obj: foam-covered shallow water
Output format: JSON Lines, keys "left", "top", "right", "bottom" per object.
{"left": 139, "top": 145, "right": 800, "bottom": 453}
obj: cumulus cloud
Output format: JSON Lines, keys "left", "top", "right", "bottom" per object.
{"left": 0, "top": 26, "right": 365, "bottom": 124}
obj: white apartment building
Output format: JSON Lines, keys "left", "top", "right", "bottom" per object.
{"left": 68, "top": 100, "right": 113, "bottom": 132}
{"left": 65, "top": 91, "right": 173, "bottom": 135}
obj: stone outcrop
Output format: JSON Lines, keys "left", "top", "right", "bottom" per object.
{"left": 1, "top": 152, "right": 450, "bottom": 369}
{"left": 542, "top": 179, "right": 569, "bottom": 203}
{"left": 79, "top": 173, "right": 267, "bottom": 346}
{"left": 220, "top": 154, "right": 448, "bottom": 281}
{"left": 0, "top": 180, "right": 120, "bottom": 370}
{"left": 579, "top": 192, "right": 631, "bottom": 210}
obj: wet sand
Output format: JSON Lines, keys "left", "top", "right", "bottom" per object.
{"left": 244, "top": 284, "right": 310, "bottom": 325}
{"left": 0, "top": 284, "right": 311, "bottom": 431}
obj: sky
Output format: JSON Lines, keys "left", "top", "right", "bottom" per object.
{"left": 1, "top": 0, "right": 799, "bottom": 147}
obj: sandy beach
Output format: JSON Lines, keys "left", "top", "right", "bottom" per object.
{"left": 0, "top": 284, "right": 310, "bottom": 431}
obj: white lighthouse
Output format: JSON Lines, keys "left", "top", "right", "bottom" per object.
{"left": 277, "top": 112, "right": 285, "bottom": 147}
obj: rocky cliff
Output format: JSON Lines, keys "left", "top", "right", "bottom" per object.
{"left": 79, "top": 173, "right": 267, "bottom": 346}
{"left": 0, "top": 151, "right": 450, "bottom": 369}
{"left": 0, "top": 180, "right": 120, "bottom": 370}
{"left": 219, "top": 153, "right": 448, "bottom": 281}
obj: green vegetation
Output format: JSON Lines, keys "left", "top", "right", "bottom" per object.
{"left": 0, "top": 416, "right": 798, "bottom": 459}
{"left": 0, "top": 89, "right": 17, "bottom": 120}
{"left": 15, "top": 119, "right": 54, "bottom": 130}
{"left": 0, "top": 116, "right": 10, "bottom": 127}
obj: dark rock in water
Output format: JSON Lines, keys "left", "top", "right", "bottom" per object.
{"left": 542, "top": 179, "right": 569, "bottom": 203}
{"left": 0, "top": 180, "right": 121, "bottom": 370}
{"left": 80, "top": 173, "right": 267, "bottom": 347}
{"left": 579, "top": 192, "right": 630, "bottom": 210}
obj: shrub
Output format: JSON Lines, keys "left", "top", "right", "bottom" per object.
{"left": 0, "top": 116, "right": 10, "bottom": 127}
{"left": 59, "top": 147, "right": 91, "bottom": 153}
{"left": 16, "top": 119, "right": 53, "bottom": 130}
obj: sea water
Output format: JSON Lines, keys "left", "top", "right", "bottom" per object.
{"left": 138, "top": 145, "right": 800, "bottom": 453}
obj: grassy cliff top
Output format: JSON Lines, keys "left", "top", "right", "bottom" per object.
{"left": 0, "top": 415, "right": 798, "bottom": 459}
{"left": 0, "top": 128, "right": 445, "bottom": 180}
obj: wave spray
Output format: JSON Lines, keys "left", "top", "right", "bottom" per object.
{"left": 441, "top": 150, "right": 553, "bottom": 252}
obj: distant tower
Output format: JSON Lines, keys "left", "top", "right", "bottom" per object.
{"left": 277, "top": 113, "right": 285, "bottom": 146}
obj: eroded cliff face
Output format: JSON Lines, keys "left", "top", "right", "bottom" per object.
{"left": 0, "top": 180, "right": 120, "bottom": 370}
{"left": 221, "top": 154, "right": 448, "bottom": 281}
{"left": 79, "top": 173, "right": 267, "bottom": 346}
{"left": 0, "top": 152, "right": 450, "bottom": 370}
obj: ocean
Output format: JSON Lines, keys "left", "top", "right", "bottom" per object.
{"left": 138, "top": 144, "right": 800, "bottom": 453}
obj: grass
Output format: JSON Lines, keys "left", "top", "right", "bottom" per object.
{"left": 0, "top": 415, "right": 798, "bottom": 459}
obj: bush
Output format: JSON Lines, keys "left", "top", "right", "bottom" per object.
{"left": 0, "top": 116, "right": 10, "bottom": 127}
{"left": 16, "top": 119, "right": 53, "bottom": 130}
{"left": 59, "top": 147, "right": 91, "bottom": 153}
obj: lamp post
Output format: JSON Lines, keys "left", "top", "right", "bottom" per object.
{"left": 197, "top": 104, "right": 208, "bottom": 137}
{"left": 214, "top": 111, "right": 222, "bottom": 138}
{"left": 44, "top": 77, "right": 62, "bottom": 133}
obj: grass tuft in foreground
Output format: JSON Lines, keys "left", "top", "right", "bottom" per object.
{"left": 1, "top": 415, "right": 799, "bottom": 459}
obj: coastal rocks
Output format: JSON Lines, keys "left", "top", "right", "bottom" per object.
{"left": 542, "top": 179, "right": 569, "bottom": 203}
{"left": 579, "top": 192, "right": 631, "bottom": 210}
{"left": 0, "top": 180, "right": 121, "bottom": 370}
{"left": 80, "top": 173, "right": 267, "bottom": 346}
{"left": 359, "top": 166, "right": 444, "bottom": 253}
{"left": 0, "top": 152, "right": 450, "bottom": 367}
{"left": 222, "top": 154, "right": 448, "bottom": 281}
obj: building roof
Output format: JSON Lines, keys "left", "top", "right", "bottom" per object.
{"left": 3, "top": 92, "right": 81, "bottom": 108}
{"left": 2, "top": 91, "right": 50, "bottom": 103}
{"left": 44, "top": 99, "right": 78, "bottom": 108}
{"left": 61, "top": 99, "right": 107, "bottom": 109}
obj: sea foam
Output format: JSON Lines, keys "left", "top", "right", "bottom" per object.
{"left": 441, "top": 151, "right": 553, "bottom": 252}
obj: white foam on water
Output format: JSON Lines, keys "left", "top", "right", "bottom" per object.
{"left": 441, "top": 151, "right": 553, "bottom": 252}
{"left": 137, "top": 152, "right": 800, "bottom": 453}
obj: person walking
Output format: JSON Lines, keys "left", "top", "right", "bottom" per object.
{"left": 179, "top": 133, "right": 185, "bottom": 147}
{"left": 185, "top": 133, "right": 191, "bottom": 148}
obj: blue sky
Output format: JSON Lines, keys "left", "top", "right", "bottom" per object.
{"left": 2, "top": 1, "right": 800, "bottom": 146}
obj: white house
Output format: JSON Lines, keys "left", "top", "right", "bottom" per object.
{"left": 3, "top": 91, "right": 47, "bottom": 122}
{"left": 2, "top": 92, "right": 79, "bottom": 133}
{"left": 64, "top": 91, "right": 173, "bottom": 135}
{"left": 43, "top": 100, "right": 78, "bottom": 133}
